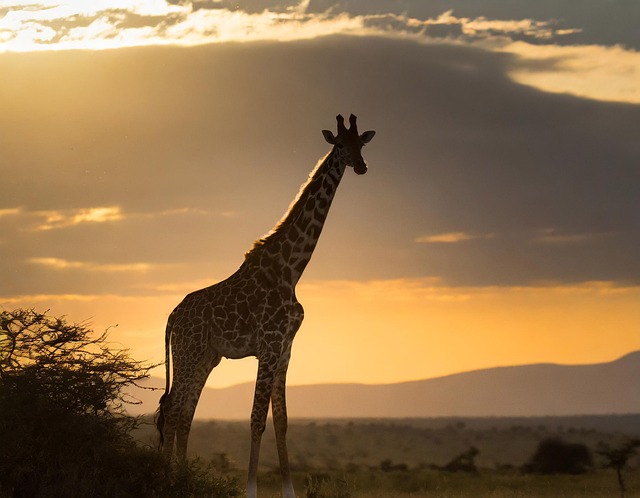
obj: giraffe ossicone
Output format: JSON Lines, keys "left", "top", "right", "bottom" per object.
{"left": 156, "top": 114, "right": 375, "bottom": 498}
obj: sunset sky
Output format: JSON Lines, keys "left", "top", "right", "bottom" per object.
{"left": 1, "top": 0, "right": 639, "bottom": 389}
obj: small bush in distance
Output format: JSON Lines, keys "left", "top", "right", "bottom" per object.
{"left": 440, "top": 446, "right": 479, "bottom": 473}
{"left": 522, "top": 437, "right": 593, "bottom": 475}
{"left": 597, "top": 439, "right": 640, "bottom": 498}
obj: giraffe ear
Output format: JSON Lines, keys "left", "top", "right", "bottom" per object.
{"left": 322, "top": 130, "right": 336, "bottom": 144}
{"left": 360, "top": 130, "right": 376, "bottom": 144}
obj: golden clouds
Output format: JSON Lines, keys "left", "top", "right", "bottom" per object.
{"left": 404, "top": 9, "right": 580, "bottom": 41}
{"left": 0, "top": 206, "right": 124, "bottom": 235}
{"left": 2, "top": 1, "right": 638, "bottom": 104}
{"left": 416, "top": 229, "right": 615, "bottom": 246}
{"left": 416, "top": 232, "right": 495, "bottom": 244}
{"left": 9, "top": 205, "right": 224, "bottom": 232}
{"left": 504, "top": 41, "right": 640, "bottom": 104}
{"left": 31, "top": 206, "right": 123, "bottom": 231}
{"left": 0, "top": 1, "right": 364, "bottom": 51}
{"left": 0, "top": 208, "right": 22, "bottom": 217}
{"left": 28, "top": 257, "right": 154, "bottom": 273}
{"left": 531, "top": 228, "right": 615, "bottom": 245}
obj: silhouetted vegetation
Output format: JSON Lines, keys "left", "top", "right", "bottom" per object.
{"left": 439, "top": 446, "right": 480, "bottom": 473}
{"left": 522, "top": 437, "right": 593, "bottom": 475}
{"left": 148, "top": 415, "right": 639, "bottom": 474}
{"left": 598, "top": 439, "right": 640, "bottom": 498}
{"left": 380, "top": 459, "right": 409, "bottom": 472}
{"left": 0, "top": 308, "right": 240, "bottom": 497}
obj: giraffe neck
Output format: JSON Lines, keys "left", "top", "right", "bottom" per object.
{"left": 246, "top": 149, "right": 346, "bottom": 286}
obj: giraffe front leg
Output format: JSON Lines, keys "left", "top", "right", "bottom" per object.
{"left": 247, "top": 357, "right": 278, "bottom": 498}
{"left": 272, "top": 361, "right": 296, "bottom": 498}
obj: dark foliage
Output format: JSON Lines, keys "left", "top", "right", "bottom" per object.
{"left": 523, "top": 437, "right": 593, "bottom": 475}
{"left": 0, "top": 308, "right": 240, "bottom": 497}
{"left": 0, "top": 308, "right": 150, "bottom": 416}
{"left": 380, "top": 459, "right": 409, "bottom": 472}
{"left": 440, "top": 447, "right": 480, "bottom": 473}
{"left": 597, "top": 439, "right": 640, "bottom": 498}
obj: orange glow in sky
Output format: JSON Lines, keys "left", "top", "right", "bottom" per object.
{"left": 5, "top": 280, "right": 638, "bottom": 388}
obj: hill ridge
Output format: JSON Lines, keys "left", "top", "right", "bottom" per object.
{"left": 127, "top": 351, "right": 640, "bottom": 419}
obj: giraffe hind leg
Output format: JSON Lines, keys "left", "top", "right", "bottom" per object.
{"left": 159, "top": 391, "right": 178, "bottom": 460}
{"left": 272, "top": 365, "right": 295, "bottom": 498}
{"left": 247, "top": 357, "right": 279, "bottom": 498}
{"left": 175, "top": 352, "right": 222, "bottom": 461}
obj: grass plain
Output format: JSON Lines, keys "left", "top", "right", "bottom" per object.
{"left": 258, "top": 469, "right": 639, "bottom": 498}
{"left": 134, "top": 415, "right": 640, "bottom": 497}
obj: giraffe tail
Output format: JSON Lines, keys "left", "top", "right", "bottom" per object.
{"left": 155, "top": 318, "right": 172, "bottom": 450}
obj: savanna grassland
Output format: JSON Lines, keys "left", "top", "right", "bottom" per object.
{"left": 134, "top": 415, "right": 640, "bottom": 497}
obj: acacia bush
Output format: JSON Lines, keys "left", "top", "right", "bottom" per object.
{"left": 598, "top": 439, "right": 640, "bottom": 498}
{"left": 522, "top": 437, "right": 593, "bottom": 475}
{"left": 0, "top": 308, "right": 240, "bottom": 497}
{"left": 440, "top": 447, "right": 480, "bottom": 473}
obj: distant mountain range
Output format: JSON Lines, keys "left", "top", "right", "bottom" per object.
{"left": 127, "top": 352, "right": 640, "bottom": 419}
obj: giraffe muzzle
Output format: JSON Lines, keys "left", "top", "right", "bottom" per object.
{"left": 354, "top": 162, "right": 368, "bottom": 175}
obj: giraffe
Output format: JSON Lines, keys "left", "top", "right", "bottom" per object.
{"left": 156, "top": 114, "right": 375, "bottom": 498}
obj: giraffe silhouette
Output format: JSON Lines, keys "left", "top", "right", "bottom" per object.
{"left": 156, "top": 114, "right": 375, "bottom": 498}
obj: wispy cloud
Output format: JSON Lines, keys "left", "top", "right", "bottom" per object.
{"left": 30, "top": 206, "right": 123, "bottom": 231}
{"left": 300, "top": 278, "right": 470, "bottom": 303}
{"left": 299, "top": 278, "right": 640, "bottom": 309}
{"left": 416, "top": 232, "right": 495, "bottom": 244}
{"left": 381, "top": 9, "right": 581, "bottom": 41}
{"left": 417, "top": 229, "right": 613, "bottom": 246}
{"left": 157, "top": 207, "right": 233, "bottom": 217}
{"left": 504, "top": 41, "right": 640, "bottom": 104}
{"left": 0, "top": 207, "right": 22, "bottom": 217}
{"left": 531, "top": 228, "right": 614, "bottom": 245}
{"left": 20, "top": 205, "right": 227, "bottom": 231}
{"left": 0, "top": 293, "right": 104, "bottom": 304}
{"left": 29, "top": 257, "right": 155, "bottom": 273}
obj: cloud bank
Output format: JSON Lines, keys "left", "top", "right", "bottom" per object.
{"left": 0, "top": 0, "right": 619, "bottom": 50}
{"left": 2, "top": 0, "right": 639, "bottom": 103}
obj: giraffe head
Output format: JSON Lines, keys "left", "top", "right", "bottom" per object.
{"left": 322, "top": 114, "right": 375, "bottom": 175}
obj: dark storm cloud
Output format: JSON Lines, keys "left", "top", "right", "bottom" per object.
{"left": 1, "top": 36, "right": 638, "bottom": 294}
